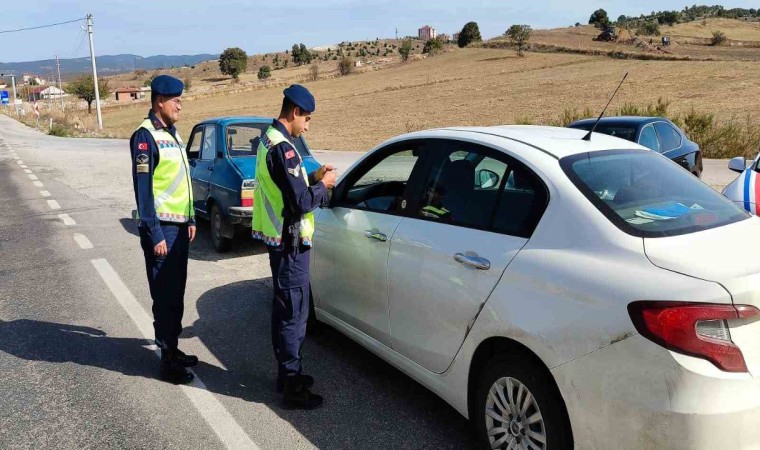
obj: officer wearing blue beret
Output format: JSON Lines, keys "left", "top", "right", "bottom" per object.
{"left": 130, "top": 74, "right": 198, "bottom": 384}
{"left": 252, "top": 84, "right": 336, "bottom": 409}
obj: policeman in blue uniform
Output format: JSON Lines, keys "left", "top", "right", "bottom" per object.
{"left": 130, "top": 75, "right": 198, "bottom": 384}
{"left": 253, "top": 85, "right": 337, "bottom": 409}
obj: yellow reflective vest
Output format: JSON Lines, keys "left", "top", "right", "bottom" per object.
{"left": 252, "top": 126, "right": 315, "bottom": 246}
{"left": 136, "top": 118, "right": 194, "bottom": 223}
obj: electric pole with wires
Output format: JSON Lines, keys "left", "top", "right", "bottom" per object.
{"left": 55, "top": 55, "right": 64, "bottom": 110}
{"left": 86, "top": 13, "right": 103, "bottom": 129}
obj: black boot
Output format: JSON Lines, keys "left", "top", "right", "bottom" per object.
{"left": 160, "top": 350, "right": 194, "bottom": 385}
{"left": 174, "top": 348, "right": 199, "bottom": 367}
{"left": 283, "top": 375, "right": 323, "bottom": 410}
{"left": 276, "top": 373, "right": 314, "bottom": 393}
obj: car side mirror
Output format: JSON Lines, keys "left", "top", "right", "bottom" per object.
{"left": 476, "top": 169, "right": 499, "bottom": 189}
{"left": 728, "top": 156, "right": 747, "bottom": 173}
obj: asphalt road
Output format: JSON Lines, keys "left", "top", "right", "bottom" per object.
{"left": 0, "top": 115, "right": 475, "bottom": 450}
{"left": 0, "top": 114, "right": 740, "bottom": 450}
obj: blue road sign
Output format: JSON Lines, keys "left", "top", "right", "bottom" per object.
{"left": 1, "top": 91, "right": 9, "bottom": 105}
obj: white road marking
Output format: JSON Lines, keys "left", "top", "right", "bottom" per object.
{"left": 58, "top": 214, "right": 76, "bottom": 225}
{"left": 33, "top": 181, "right": 44, "bottom": 188}
{"left": 73, "top": 233, "right": 93, "bottom": 249}
{"left": 40, "top": 190, "right": 51, "bottom": 197}
{"left": 47, "top": 200, "right": 61, "bottom": 210}
{"left": 90, "top": 259, "right": 259, "bottom": 450}
{"left": 20, "top": 164, "right": 28, "bottom": 169}
{"left": 16, "top": 160, "right": 23, "bottom": 165}
{"left": 24, "top": 169, "right": 32, "bottom": 174}
{"left": 28, "top": 174, "right": 38, "bottom": 181}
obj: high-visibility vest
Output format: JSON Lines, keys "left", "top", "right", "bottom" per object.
{"left": 136, "top": 118, "right": 194, "bottom": 223}
{"left": 421, "top": 205, "right": 450, "bottom": 219}
{"left": 252, "top": 126, "right": 315, "bottom": 246}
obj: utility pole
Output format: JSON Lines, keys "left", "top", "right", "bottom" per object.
{"left": 395, "top": 28, "right": 398, "bottom": 40}
{"left": 55, "top": 55, "right": 64, "bottom": 110}
{"left": 46, "top": 74, "right": 52, "bottom": 109}
{"left": 86, "top": 14, "right": 103, "bottom": 129}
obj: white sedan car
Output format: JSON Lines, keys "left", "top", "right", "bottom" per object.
{"left": 309, "top": 126, "right": 760, "bottom": 449}
{"left": 722, "top": 153, "right": 760, "bottom": 215}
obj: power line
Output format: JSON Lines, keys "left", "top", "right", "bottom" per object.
{"left": 66, "top": 27, "right": 88, "bottom": 58}
{"left": 0, "top": 17, "right": 84, "bottom": 35}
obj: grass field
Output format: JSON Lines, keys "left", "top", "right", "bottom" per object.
{"left": 97, "top": 44, "right": 760, "bottom": 154}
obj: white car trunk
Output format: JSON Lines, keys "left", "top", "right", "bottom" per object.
{"left": 644, "top": 217, "right": 760, "bottom": 377}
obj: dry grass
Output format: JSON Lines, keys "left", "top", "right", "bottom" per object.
{"left": 668, "top": 18, "right": 760, "bottom": 41}
{"left": 96, "top": 47, "right": 760, "bottom": 154}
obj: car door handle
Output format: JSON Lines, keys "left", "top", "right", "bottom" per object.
{"left": 207, "top": 165, "right": 214, "bottom": 171}
{"left": 364, "top": 230, "right": 388, "bottom": 242}
{"left": 454, "top": 253, "right": 491, "bottom": 270}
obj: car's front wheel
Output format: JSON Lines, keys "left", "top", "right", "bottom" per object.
{"left": 210, "top": 204, "right": 232, "bottom": 253}
{"left": 475, "top": 354, "right": 572, "bottom": 450}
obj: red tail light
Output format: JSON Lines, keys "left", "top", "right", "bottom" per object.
{"left": 241, "top": 197, "right": 253, "bottom": 207}
{"left": 628, "top": 301, "right": 760, "bottom": 373}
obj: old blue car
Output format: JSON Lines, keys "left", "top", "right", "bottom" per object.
{"left": 186, "top": 116, "right": 322, "bottom": 252}
{"left": 568, "top": 116, "right": 703, "bottom": 177}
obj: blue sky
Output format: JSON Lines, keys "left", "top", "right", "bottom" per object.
{"left": 1, "top": 1, "right": 758, "bottom": 62}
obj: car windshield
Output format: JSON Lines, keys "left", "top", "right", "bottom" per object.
{"left": 561, "top": 150, "right": 748, "bottom": 237}
{"left": 225, "top": 123, "right": 312, "bottom": 158}
{"left": 571, "top": 123, "right": 637, "bottom": 142}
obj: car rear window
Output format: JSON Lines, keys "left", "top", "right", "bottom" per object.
{"left": 571, "top": 123, "right": 637, "bottom": 142}
{"left": 561, "top": 150, "right": 748, "bottom": 237}
{"left": 226, "top": 123, "right": 312, "bottom": 158}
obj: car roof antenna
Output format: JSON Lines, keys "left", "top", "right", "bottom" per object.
{"left": 582, "top": 72, "right": 628, "bottom": 141}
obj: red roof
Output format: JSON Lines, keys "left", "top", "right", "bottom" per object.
{"left": 116, "top": 87, "right": 141, "bottom": 93}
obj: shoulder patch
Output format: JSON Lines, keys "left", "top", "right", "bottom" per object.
{"left": 136, "top": 154, "right": 149, "bottom": 164}
{"left": 287, "top": 164, "right": 301, "bottom": 177}
{"left": 136, "top": 164, "right": 150, "bottom": 174}
{"left": 285, "top": 150, "right": 296, "bottom": 159}
{"left": 137, "top": 142, "right": 148, "bottom": 151}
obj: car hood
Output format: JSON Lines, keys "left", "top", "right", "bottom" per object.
{"left": 230, "top": 155, "right": 322, "bottom": 178}
{"left": 644, "top": 217, "right": 760, "bottom": 307}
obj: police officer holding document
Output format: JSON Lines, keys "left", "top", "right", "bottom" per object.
{"left": 130, "top": 75, "right": 198, "bottom": 385}
{"left": 252, "top": 84, "right": 337, "bottom": 409}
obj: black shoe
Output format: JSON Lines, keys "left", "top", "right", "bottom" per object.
{"left": 174, "top": 349, "right": 199, "bottom": 368}
{"left": 276, "top": 373, "right": 314, "bottom": 393}
{"left": 160, "top": 352, "right": 194, "bottom": 385}
{"left": 283, "top": 376, "right": 323, "bottom": 410}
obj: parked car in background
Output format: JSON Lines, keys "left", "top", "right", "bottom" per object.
{"left": 721, "top": 152, "right": 760, "bottom": 215}
{"left": 310, "top": 125, "right": 759, "bottom": 449}
{"left": 568, "top": 116, "right": 703, "bottom": 177}
{"left": 186, "top": 117, "right": 321, "bottom": 252}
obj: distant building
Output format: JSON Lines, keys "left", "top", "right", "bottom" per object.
{"left": 26, "top": 86, "right": 65, "bottom": 101}
{"left": 114, "top": 87, "right": 146, "bottom": 102}
{"left": 452, "top": 32, "right": 460, "bottom": 42}
{"left": 438, "top": 33, "right": 451, "bottom": 42}
{"left": 418, "top": 25, "right": 437, "bottom": 41}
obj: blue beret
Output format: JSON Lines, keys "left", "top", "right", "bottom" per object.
{"left": 283, "top": 84, "right": 315, "bottom": 113}
{"left": 151, "top": 75, "right": 184, "bottom": 97}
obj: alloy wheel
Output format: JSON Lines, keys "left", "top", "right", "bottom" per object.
{"left": 485, "top": 376, "right": 547, "bottom": 450}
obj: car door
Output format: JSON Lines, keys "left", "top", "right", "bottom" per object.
{"left": 192, "top": 124, "right": 218, "bottom": 214}
{"left": 653, "top": 121, "right": 693, "bottom": 171}
{"left": 185, "top": 126, "right": 205, "bottom": 214}
{"left": 387, "top": 140, "right": 549, "bottom": 373}
{"left": 312, "top": 141, "right": 427, "bottom": 346}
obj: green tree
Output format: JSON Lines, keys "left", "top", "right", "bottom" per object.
{"left": 422, "top": 37, "right": 444, "bottom": 56}
{"left": 506, "top": 24, "right": 532, "bottom": 57}
{"left": 258, "top": 65, "right": 271, "bottom": 80}
{"left": 219, "top": 47, "right": 248, "bottom": 80}
{"left": 399, "top": 39, "right": 413, "bottom": 61}
{"left": 67, "top": 75, "right": 111, "bottom": 114}
{"left": 636, "top": 21, "right": 661, "bottom": 36}
{"left": 589, "top": 8, "right": 611, "bottom": 29}
{"left": 458, "top": 21, "right": 482, "bottom": 48}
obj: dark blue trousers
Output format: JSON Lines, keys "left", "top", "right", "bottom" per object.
{"left": 139, "top": 223, "right": 189, "bottom": 351}
{"left": 268, "top": 244, "right": 311, "bottom": 378}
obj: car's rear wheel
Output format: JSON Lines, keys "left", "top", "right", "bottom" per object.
{"left": 475, "top": 354, "right": 571, "bottom": 450}
{"left": 210, "top": 204, "right": 231, "bottom": 253}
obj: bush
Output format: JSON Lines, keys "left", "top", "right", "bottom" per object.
{"left": 399, "top": 39, "right": 413, "bottom": 61}
{"left": 219, "top": 47, "right": 248, "bottom": 80}
{"left": 48, "top": 124, "right": 69, "bottom": 137}
{"left": 257, "top": 65, "right": 271, "bottom": 80}
{"left": 308, "top": 64, "right": 319, "bottom": 81}
{"left": 422, "top": 37, "right": 444, "bottom": 56}
{"left": 636, "top": 21, "right": 661, "bottom": 36}
{"left": 338, "top": 56, "right": 354, "bottom": 76}
{"left": 711, "top": 30, "right": 727, "bottom": 46}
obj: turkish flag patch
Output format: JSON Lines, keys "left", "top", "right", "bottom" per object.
{"left": 137, "top": 142, "right": 148, "bottom": 151}
{"left": 285, "top": 150, "right": 295, "bottom": 159}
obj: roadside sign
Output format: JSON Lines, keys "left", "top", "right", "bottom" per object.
{"left": 0, "top": 91, "right": 9, "bottom": 105}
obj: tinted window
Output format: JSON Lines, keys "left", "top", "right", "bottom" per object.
{"left": 340, "top": 146, "right": 420, "bottom": 214}
{"left": 653, "top": 122, "right": 682, "bottom": 152}
{"left": 418, "top": 141, "right": 548, "bottom": 237}
{"left": 561, "top": 150, "right": 748, "bottom": 237}
{"left": 200, "top": 125, "right": 217, "bottom": 160}
{"left": 638, "top": 125, "right": 660, "bottom": 152}
{"left": 186, "top": 127, "right": 203, "bottom": 159}
{"left": 572, "top": 123, "right": 637, "bottom": 142}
